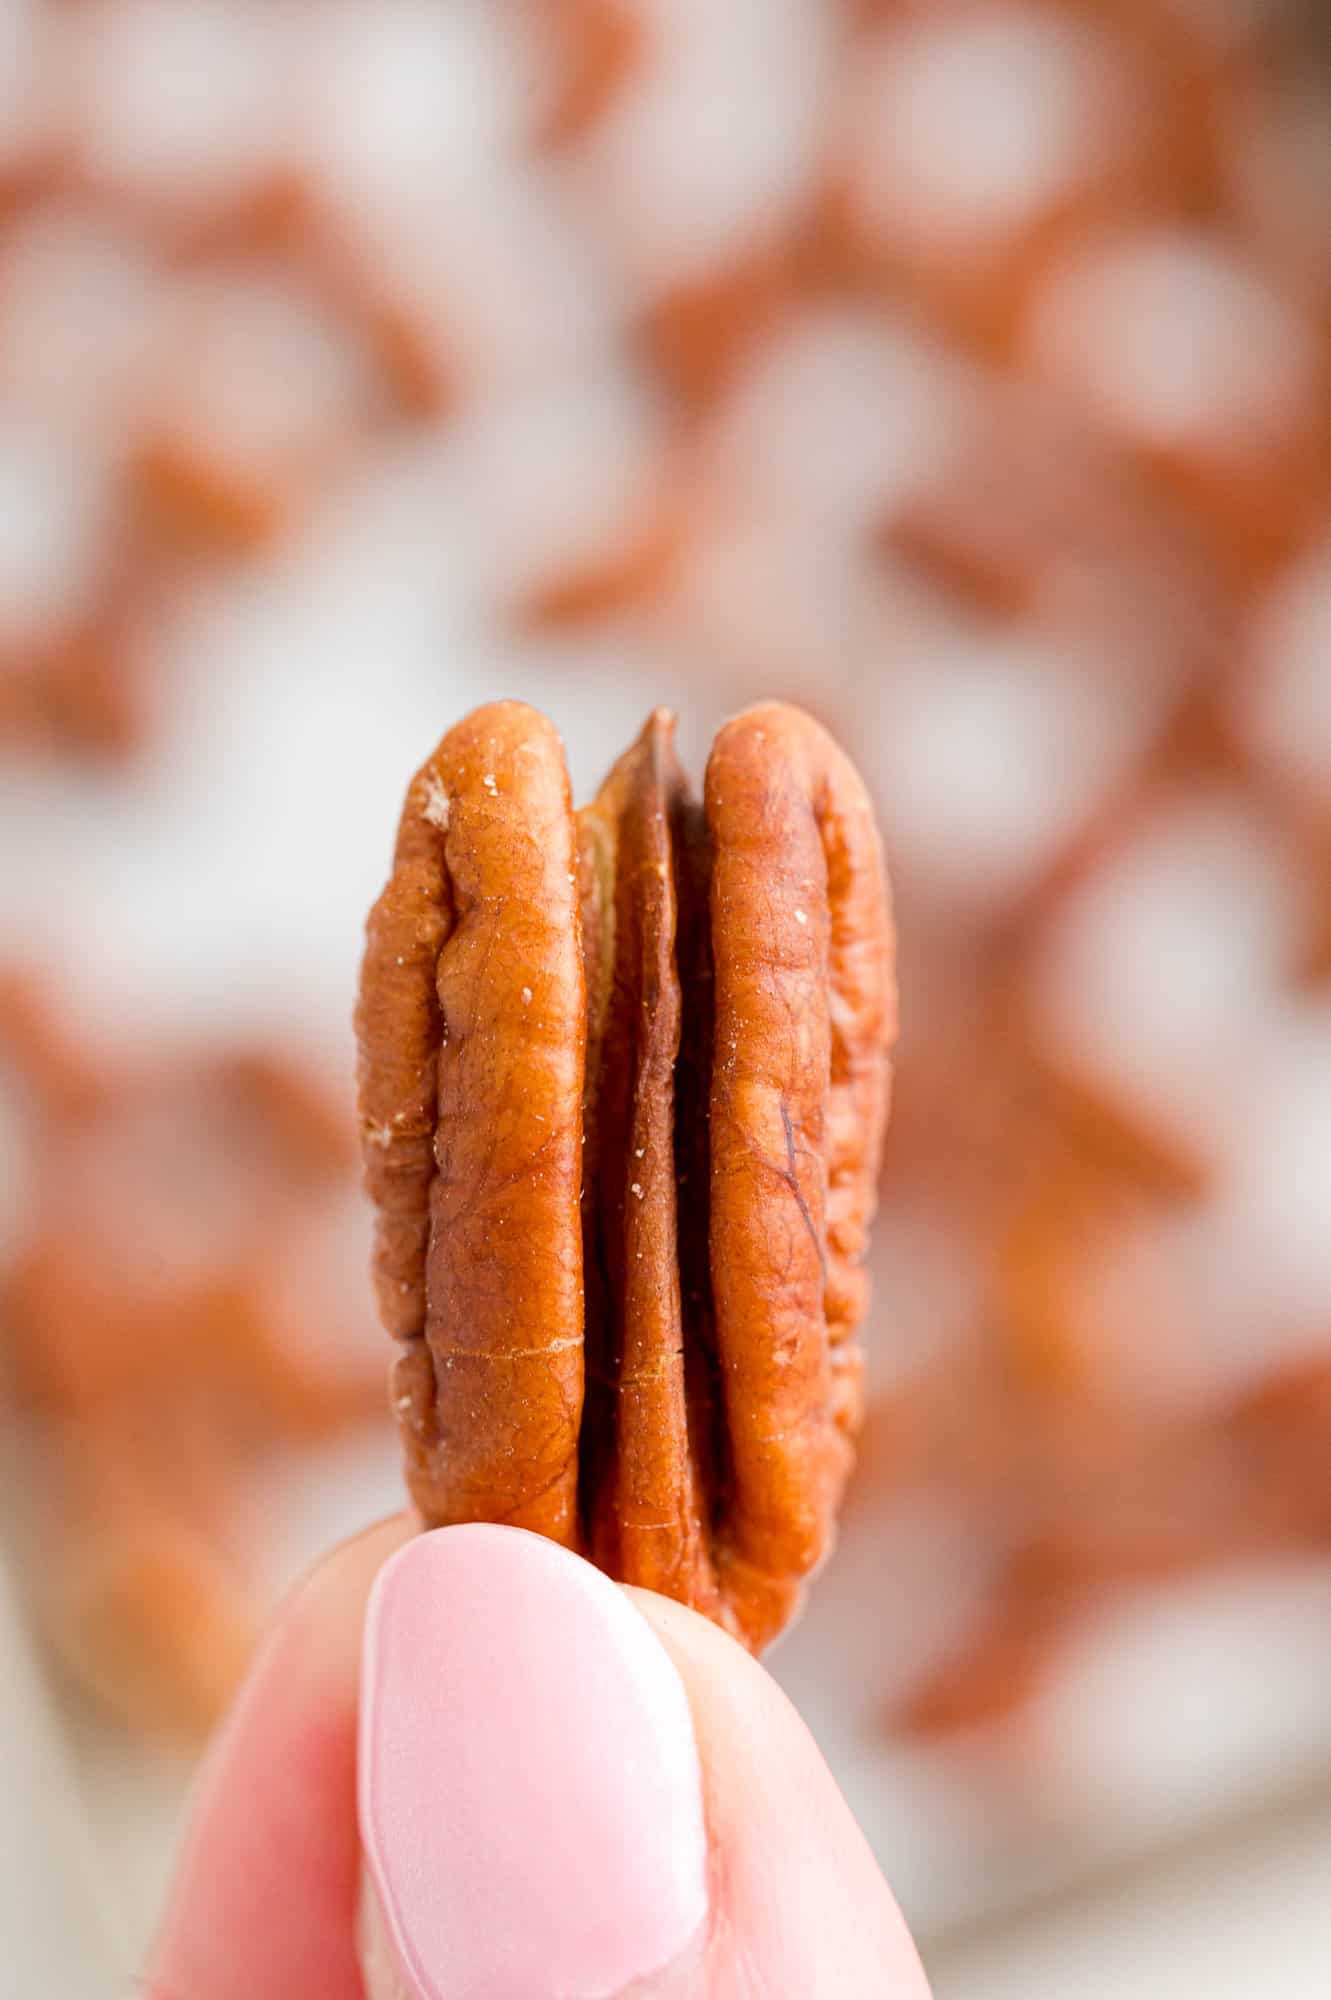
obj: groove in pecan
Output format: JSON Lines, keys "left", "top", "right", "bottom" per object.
{"left": 357, "top": 699, "right": 895, "bottom": 1648}
{"left": 577, "top": 712, "right": 721, "bottom": 1620}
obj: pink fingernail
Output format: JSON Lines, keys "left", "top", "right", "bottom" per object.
{"left": 359, "top": 1525, "right": 709, "bottom": 2000}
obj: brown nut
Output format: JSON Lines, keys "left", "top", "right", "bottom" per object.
{"left": 356, "top": 699, "right": 895, "bottom": 1648}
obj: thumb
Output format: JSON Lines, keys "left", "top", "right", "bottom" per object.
{"left": 626, "top": 1585, "right": 930, "bottom": 1998}
{"left": 359, "top": 1526, "right": 930, "bottom": 1999}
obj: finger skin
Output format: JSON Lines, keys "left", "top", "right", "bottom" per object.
{"left": 150, "top": 1518, "right": 928, "bottom": 1999}
{"left": 146, "top": 1515, "right": 413, "bottom": 2000}
{"left": 628, "top": 1588, "right": 932, "bottom": 1999}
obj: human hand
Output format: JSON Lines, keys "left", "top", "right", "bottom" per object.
{"left": 149, "top": 1519, "right": 932, "bottom": 1998}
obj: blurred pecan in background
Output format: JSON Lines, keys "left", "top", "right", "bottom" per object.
{"left": 0, "top": 971, "right": 385, "bottom": 1737}
{"left": 356, "top": 699, "right": 895, "bottom": 1648}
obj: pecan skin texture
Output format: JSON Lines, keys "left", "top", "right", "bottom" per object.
{"left": 357, "top": 699, "right": 895, "bottom": 1648}
{"left": 356, "top": 703, "right": 585, "bottom": 1547}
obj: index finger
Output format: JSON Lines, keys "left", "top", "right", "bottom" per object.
{"left": 146, "top": 1515, "right": 413, "bottom": 2000}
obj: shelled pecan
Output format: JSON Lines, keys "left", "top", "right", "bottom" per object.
{"left": 357, "top": 699, "right": 895, "bottom": 1648}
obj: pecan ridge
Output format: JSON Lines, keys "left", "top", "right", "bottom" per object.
{"left": 356, "top": 699, "right": 895, "bottom": 1648}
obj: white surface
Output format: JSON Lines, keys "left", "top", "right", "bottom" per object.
{"left": 931, "top": 1801, "right": 1331, "bottom": 1999}
{"left": 0, "top": 1553, "right": 119, "bottom": 1999}
{"left": 1025, "top": 230, "right": 1321, "bottom": 453}
{"left": 852, "top": 10, "right": 1133, "bottom": 247}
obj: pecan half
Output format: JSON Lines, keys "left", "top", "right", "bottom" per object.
{"left": 356, "top": 699, "right": 895, "bottom": 1647}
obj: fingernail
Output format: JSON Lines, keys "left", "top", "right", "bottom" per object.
{"left": 359, "top": 1524, "right": 709, "bottom": 2000}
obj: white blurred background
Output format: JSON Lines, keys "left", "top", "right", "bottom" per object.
{"left": 1, "top": 0, "right": 1330, "bottom": 1992}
